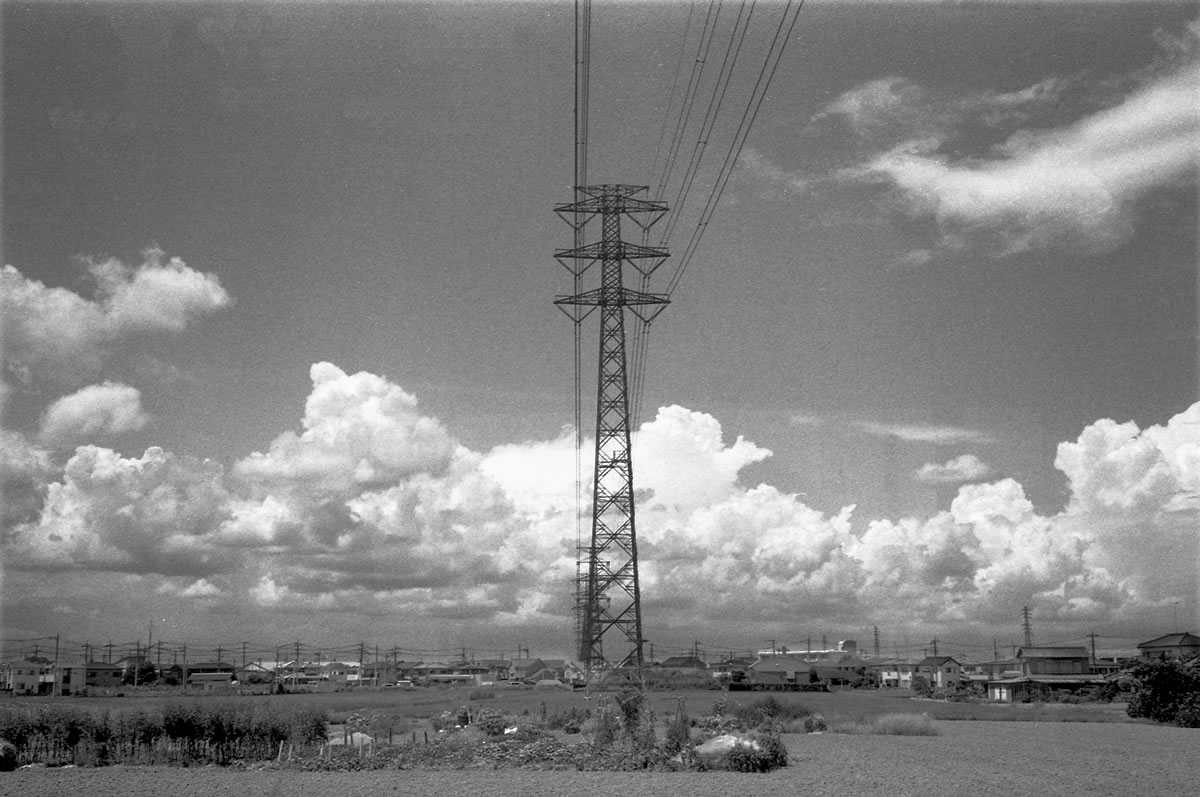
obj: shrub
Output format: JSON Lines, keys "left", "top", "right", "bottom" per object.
{"left": 0, "top": 740, "right": 16, "bottom": 772}
{"left": 730, "top": 695, "right": 810, "bottom": 728}
{"left": 867, "top": 713, "right": 940, "bottom": 736}
{"left": 1174, "top": 693, "right": 1200, "bottom": 729}
{"left": 801, "top": 714, "right": 827, "bottom": 733}
{"left": 473, "top": 709, "right": 506, "bottom": 737}
{"left": 1126, "top": 659, "right": 1200, "bottom": 725}
{"left": 725, "top": 732, "right": 788, "bottom": 773}
{"left": 664, "top": 701, "right": 691, "bottom": 755}
{"left": 543, "top": 706, "right": 586, "bottom": 733}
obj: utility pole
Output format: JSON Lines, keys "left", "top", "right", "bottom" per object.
{"left": 1089, "top": 631, "right": 1097, "bottom": 665}
{"left": 1021, "top": 606, "right": 1033, "bottom": 648}
{"left": 931, "top": 638, "right": 938, "bottom": 657}
{"left": 556, "top": 185, "right": 669, "bottom": 678}
{"left": 873, "top": 626, "right": 880, "bottom": 658}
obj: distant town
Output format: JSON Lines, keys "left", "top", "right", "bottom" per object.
{"left": 4, "top": 631, "right": 1197, "bottom": 706}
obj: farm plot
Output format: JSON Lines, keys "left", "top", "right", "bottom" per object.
{"left": 4, "top": 717, "right": 1197, "bottom": 797}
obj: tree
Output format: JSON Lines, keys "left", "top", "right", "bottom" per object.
{"left": 122, "top": 661, "right": 158, "bottom": 686}
{"left": 1126, "top": 658, "right": 1200, "bottom": 725}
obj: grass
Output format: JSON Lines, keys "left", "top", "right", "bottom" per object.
{"left": 832, "top": 712, "right": 941, "bottom": 736}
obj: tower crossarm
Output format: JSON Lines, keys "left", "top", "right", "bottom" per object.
{"left": 554, "top": 287, "right": 670, "bottom": 308}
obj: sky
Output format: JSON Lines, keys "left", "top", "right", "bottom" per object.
{"left": 2, "top": 0, "right": 1198, "bottom": 665}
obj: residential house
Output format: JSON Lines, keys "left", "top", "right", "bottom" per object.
{"left": 188, "top": 671, "right": 234, "bottom": 689}
{"left": 743, "top": 654, "right": 815, "bottom": 690}
{"left": 236, "top": 662, "right": 277, "bottom": 684}
{"left": 814, "top": 656, "right": 872, "bottom": 687}
{"left": 986, "top": 646, "right": 1105, "bottom": 702}
{"left": 538, "top": 659, "right": 573, "bottom": 680}
{"left": 2, "top": 659, "right": 49, "bottom": 695}
{"left": 477, "top": 659, "right": 512, "bottom": 683}
{"left": 916, "top": 656, "right": 962, "bottom": 689}
{"left": 187, "top": 661, "right": 236, "bottom": 689}
{"left": 320, "top": 661, "right": 362, "bottom": 684}
{"left": 507, "top": 658, "right": 548, "bottom": 683}
{"left": 872, "top": 658, "right": 919, "bottom": 689}
{"left": 658, "top": 656, "right": 708, "bottom": 670}
{"left": 1137, "top": 632, "right": 1200, "bottom": 661}
{"left": 59, "top": 662, "right": 122, "bottom": 694}
{"left": 710, "top": 656, "right": 754, "bottom": 684}
{"left": 961, "top": 658, "right": 1021, "bottom": 685}
{"left": 114, "top": 654, "right": 150, "bottom": 681}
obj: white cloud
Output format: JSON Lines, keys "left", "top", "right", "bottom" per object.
{"left": 789, "top": 412, "right": 823, "bottom": 427}
{"left": 847, "top": 54, "right": 1199, "bottom": 257}
{"left": 856, "top": 421, "right": 993, "bottom": 445}
{"left": 634, "top": 405, "right": 772, "bottom": 511}
{"left": 88, "top": 246, "right": 232, "bottom": 333}
{"left": 916, "top": 454, "right": 993, "bottom": 484}
{"left": 6, "top": 360, "right": 1199, "bottom": 647}
{"left": 235, "top": 362, "right": 456, "bottom": 495}
{"left": 9, "top": 445, "right": 232, "bottom": 576}
{"left": 38, "top": 382, "right": 149, "bottom": 445}
{"left": 0, "top": 430, "right": 54, "bottom": 530}
{"left": 1, "top": 249, "right": 230, "bottom": 385}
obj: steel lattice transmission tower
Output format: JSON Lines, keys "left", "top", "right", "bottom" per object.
{"left": 555, "top": 184, "right": 669, "bottom": 674}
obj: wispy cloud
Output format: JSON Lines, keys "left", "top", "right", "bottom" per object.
{"left": 856, "top": 421, "right": 994, "bottom": 445}
{"left": 789, "top": 412, "right": 824, "bottom": 428}
{"left": 828, "top": 21, "right": 1199, "bottom": 259}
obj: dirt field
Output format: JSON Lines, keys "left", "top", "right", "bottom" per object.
{"left": 4, "top": 719, "right": 1197, "bottom": 796}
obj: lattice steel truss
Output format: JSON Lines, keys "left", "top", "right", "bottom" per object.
{"left": 555, "top": 185, "right": 669, "bottom": 674}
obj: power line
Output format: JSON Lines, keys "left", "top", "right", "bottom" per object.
{"left": 666, "top": 0, "right": 805, "bottom": 298}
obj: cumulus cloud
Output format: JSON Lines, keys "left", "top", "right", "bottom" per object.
{"left": 856, "top": 420, "right": 993, "bottom": 445}
{"left": 38, "top": 382, "right": 149, "bottom": 446}
{"left": 0, "top": 430, "right": 54, "bottom": 532}
{"left": 9, "top": 445, "right": 232, "bottom": 576}
{"left": 1054, "top": 404, "right": 1200, "bottom": 604}
{"left": 235, "top": 362, "right": 456, "bottom": 495}
{"left": 821, "top": 21, "right": 1199, "bottom": 259}
{"left": 4, "top": 360, "right": 1198, "bottom": 649}
{"left": 634, "top": 405, "right": 772, "bottom": 511}
{"left": 916, "top": 454, "right": 993, "bottom": 484}
{"left": 1, "top": 248, "right": 230, "bottom": 385}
